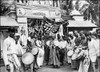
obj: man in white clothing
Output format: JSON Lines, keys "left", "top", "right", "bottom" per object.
{"left": 92, "top": 31, "right": 100, "bottom": 72}
{"left": 20, "top": 28, "right": 28, "bottom": 53}
{"left": 88, "top": 32, "right": 97, "bottom": 72}
{"left": 2, "top": 28, "right": 21, "bottom": 72}
{"left": 14, "top": 33, "right": 24, "bottom": 56}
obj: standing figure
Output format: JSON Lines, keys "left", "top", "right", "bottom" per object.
{"left": 14, "top": 33, "right": 25, "bottom": 72}
{"left": 88, "top": 32, "right": 97, "bottom": 72}
{"left": 44, "top": 37, "right": 53, "bottom": 65}
{"left": 14, "top": 33, "right": 24, "bottom": 56}
{"left": 52, "top": 34, "right": 60, "bottom": 68}
{"left": 48, "top": 37, "right": 54, "bottom": 65}
{"left": 29, "top": 34, "right": 39, "bottom": 72}
{"left": 36, "top": 40, "right": 44, "bottom": 67}
{"left": 72, "top": 31, "right": 81, "bottom": 70}
{"left": 67, "top": 34, "right": 75, "bottom": 65}
{"left": 78, "top": 32, "right": 90, "bottom": 72}
{"left": 95, "top": 31, "right": 100, "bottom": 72}
{"left": 2, "top": 28, "right": 21, "bottom": 72}
{"left": 59, "top": 36, "right": 67, "bottom": 66}
{"left": 20, "top": 27, "right": 28, "bottom": 54}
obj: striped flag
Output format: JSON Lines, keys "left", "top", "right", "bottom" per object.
{"left": 43, "top": 22, "right": 59, "bottom": 34}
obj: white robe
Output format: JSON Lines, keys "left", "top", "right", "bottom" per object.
{"left": 37, "top": 48, "right": 44, "bottom": 67}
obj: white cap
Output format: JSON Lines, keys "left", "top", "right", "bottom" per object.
{"left": 15, "top": 33, "right": 20, "bottom": 36}
{"left": 69, "top": 31, "right": 73, "bottom": 35}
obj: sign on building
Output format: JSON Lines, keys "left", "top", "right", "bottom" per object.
{"left": 16, "top": 4, "right": 61, "bottom": 19}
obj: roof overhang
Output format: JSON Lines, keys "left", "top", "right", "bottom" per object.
{"left": 68, "top": 20, "right": 97, "bottom": 27}
{"left": 0, "top": 16, "right": 19, "bottom": 27}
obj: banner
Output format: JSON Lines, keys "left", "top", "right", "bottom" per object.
{"left": 16, "top": 4, "right": 61, "bottom": 19}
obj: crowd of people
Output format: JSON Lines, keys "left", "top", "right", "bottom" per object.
{"left": 44, "top": 29, "right": 100, "bottom": 72}
{"left": 2, "top": 27, "right": 100, "bottom": 72}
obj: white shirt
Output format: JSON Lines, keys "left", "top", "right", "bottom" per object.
{"left": 3, "top": 36, "right": 17, "bottom": 65}
{"left": 53, "top": 39, "right": 60, "bottom": 46}
{"left": 15, "top": 41, "right": 24, "bottom": 55}
{"left": 95, "top": 39, "right": 100, "bottom": 56}
{"left": 20, "top": 34, "right": 27, "bottom": 47}
{"left": 59, "top": 41, "right": 67, "bottom": 49}
{"left": 88, "top": 39, "right": 97, "bottom": 55}
{"left": 46, "top": 40, "right": 51, "bottom": 46}
{"left": 88, "top": 38, "right": 97, "bottom": 62}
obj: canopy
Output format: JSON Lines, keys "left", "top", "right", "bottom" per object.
{"left": 0, "top": 16, "right": 19, "bottom": 26}
{"left": 68, "top": 20, "right": 97, "bottom": 27}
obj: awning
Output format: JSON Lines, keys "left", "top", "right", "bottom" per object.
{"left": 68, "top": 20, "right": 97, "bottom": 27}
{"left": 0, "top": 16, "right": 19, "bottom": 26}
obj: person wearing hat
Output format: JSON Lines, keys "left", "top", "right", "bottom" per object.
{"left": 14, "top": 33, "right": 24, "bottom": 56}
{"left": 14, "top": 33, "right": 25, "bottom": 72}
{"left": 2, "top": 28, "right": 21, "bottom": 72}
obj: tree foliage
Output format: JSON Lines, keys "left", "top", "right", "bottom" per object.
{"left": 0, "top": 0, "right": 15, "bottom": 16}
{"left": 77, "top": 0, "right": 99, "bottom": 26}
{"left": 0, "top": 0, "right": 100, "bottom": 27}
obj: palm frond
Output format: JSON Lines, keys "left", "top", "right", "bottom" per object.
{"left": 73, "top": 0, "right": 99, "bottom": 26}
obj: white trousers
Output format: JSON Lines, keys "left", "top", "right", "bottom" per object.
{"left": 37, "top": 48, "right": 44, "bottom": 67}
{"left": 6, "top": 54, "right": 21, "bottom": 72}
{"left": 5, "top": 61, "right": 20, "bottom": 72}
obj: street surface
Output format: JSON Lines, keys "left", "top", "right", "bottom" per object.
{"left": 0, "top": 64, "right": 77, "bottom": 72}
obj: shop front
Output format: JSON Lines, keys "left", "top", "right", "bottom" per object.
{"left": 16, "top": 4, "right": 62, "bottom": 38}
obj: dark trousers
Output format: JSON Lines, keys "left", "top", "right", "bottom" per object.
{"left": 44, "top": 45, "right": 50, "bottom": 65}
{"left": 33, "top": 52, "right": 39, "bottom": 69}
{"left": 71, "top": 59, "right": 80, "bottom": 70}
{"left": 52, "top": 46, "right": 60, "bottom": 67}
{"left": 96, "top": 56, "right": 100, "bottom": 72}
{"left": 59, "top": 49, "right": 65, "bottom": 65}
